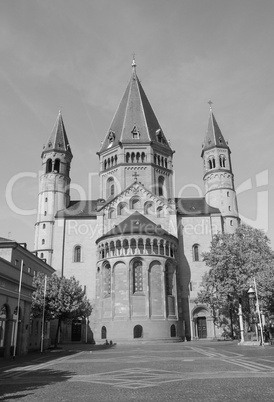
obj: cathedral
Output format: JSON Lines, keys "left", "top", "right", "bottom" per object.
{"left": 34, "top": 59, "right": 239, "bottom": 343}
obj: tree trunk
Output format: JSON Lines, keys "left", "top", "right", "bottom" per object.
{"left": 54, "top": 318, "right": 61, "bottom": 348}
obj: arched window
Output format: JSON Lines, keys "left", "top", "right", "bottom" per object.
{"left": 117, "top": 202, "right": 128, "bottom": 215}
{"left": 158, "top": 176, "right": 165, "bottom": 197}
{"left": 208, "top": 157, "right": 215, "bottom": 169}
{"left": 141, "top": 152, "right": 145, "bottom": 162}
{"left": 219, "top": 155, "right": 226, "bottom": 168}
{"left": 133, "top": 325, "right": 143, "bottom": 339}
{"left": 42, "top": 239, "right": 45, "bottom": 245}
{"left": 130, "top": 238, "right": 137, "bottom": 254}
{"left": 193, "top": 244, "right": 200, "bottom": 262}
{"left": 123, "top": 239, "right": 129, "bottom": 255}
{"left": 54, "top": 159, "right": 60, "bottom": 173}
{"left": 145, "top": 238, "right": 151, "bottom": 254}
{"left": 133, "top": 260, "right": 143, "bottom": 293}
{"left": 108, "top": 208, "right": 116, "bottom": 219}
{"left": 144, "top": 201, "right": 154, "bottom": 215}
{"left": 103, "top": 262, "right": 111, "bottom": 297}
{"left": 157, "top": 207, "right": 164, "bottom": 218}
{"left": 46, "top": 159, "right": 52, "bottom": 173}
{"left": 101, "top": 326, "right": 107, "bottom": 339}
{"left": 106, "top": 177, "right": 115, "bottom": 199}
{"left": 74, "top": 245, "right": 81, "bottom": 262}
{"left": 126, "top": 152, "right": 130, "bottom": 163}
{"left": 130, "top": 196, "right": 141, "bottom": 210}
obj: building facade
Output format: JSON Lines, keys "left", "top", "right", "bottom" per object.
{"left": 34, "top": 60, "right": 239, "bottom": 343}
{"left": 0, "top": 238, "right": 55, "bottom": 357}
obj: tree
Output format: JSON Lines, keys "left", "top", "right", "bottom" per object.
{"left": 32, "top": 273, "right": 93, "bottom": 347}
{"left": 196, "top": 224, "right": 274, "bottom": 337}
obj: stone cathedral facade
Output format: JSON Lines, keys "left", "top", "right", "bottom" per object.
{"left": 34, "top": 60, "right": 239, "bottom": 343}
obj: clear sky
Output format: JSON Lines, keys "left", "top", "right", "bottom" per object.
{"left": 0, "top": 0, "right": 273, "bottom": 249}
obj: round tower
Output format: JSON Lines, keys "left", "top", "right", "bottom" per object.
{"left": 34, "top": 111, "right": 73, "bottom": 264}
{"left": 201, "top": 104, "right": 239, "bottom": 233}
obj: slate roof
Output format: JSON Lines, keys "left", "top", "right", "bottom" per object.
{"left": 42, "top": 111, "right": 72, "bottom": 157}
{"left": 201, "top": 110, "right": 230, "bottom": 156}
{"left": 98, "top": 61, "right": 172, "bottom": 154}
{"left": 55, "top": 200, "right": 98, "bottom": 218}
{"left": 175, "top": 197, "right": 220, "bottom": 216}
{"left": 96, "top": 211, "right": 175, "bottom": 243}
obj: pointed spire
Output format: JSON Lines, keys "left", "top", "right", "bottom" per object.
{"left": 42, "top": 111, "right": 72, "bottom": 157}
{"left": 201, "top": 103, "right": 229, "bottom": 156}
{"left": 98, "top": 60, "right": 172, "bottom": 154}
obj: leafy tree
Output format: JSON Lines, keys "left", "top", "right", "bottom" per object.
{"left": 32, "top": 273, "right": 93, "bottom": 347}
{"left": 196, "top": 224, "right": 274, "bottom": 337}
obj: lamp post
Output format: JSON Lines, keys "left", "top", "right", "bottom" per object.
{"left": 248, "top": 278, "right": 264, "bottom": 346}
{"left": 238, "top": 298, "right": 245, "bottom": 343}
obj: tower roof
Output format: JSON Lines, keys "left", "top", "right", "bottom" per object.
{"left": 98, "top": 59, "right": 172, "bottom": 154}
{"left": 42, "top": 111, "right": 72, "bottom": 157}
{"left": 201, "top": 107, "right": 230, "bottom": 156}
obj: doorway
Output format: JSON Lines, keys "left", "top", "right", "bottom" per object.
{"left": 197, "top": 317, "right": 207, "bottom": 338}
{"left": 71, "top": 319, "right": 82, "bottom": 342}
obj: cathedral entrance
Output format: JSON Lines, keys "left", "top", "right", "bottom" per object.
{"left": 197, "top": 317, "right": 207, "bottom": 338}
{"left": 71, "top": 319, "right": 82, "bottom": 342}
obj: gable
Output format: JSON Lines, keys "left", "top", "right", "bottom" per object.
{"left": 98, "top": 182, "right": 170, "bottom": 215}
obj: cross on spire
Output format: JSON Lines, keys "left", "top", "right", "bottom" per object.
{"left": 132, "top": 53, "right": 136, "bottom": 72}
{"left": 208, "top": 100, "right": 213, "bottom": 111}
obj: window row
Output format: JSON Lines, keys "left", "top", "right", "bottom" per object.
{"left": 103, "top": 155, "right": 118, "bottom": 170}
{"left": 125, "top": 152, "right": 146, "bottom": 163}
{"left": 101, "top": 324, "right": 176, "bottom": 342}
{"left": 98, "top": 238, "right": 176, "bottom": 259}
{"left": 207, "top": 155, "right": 226, "bottom": 170}
{"left": 101, "top": 259, "right": 175, "bottom": 296}
{"left": 106, "top": 175, "right": 167, "bottom": 201}
{"left": 108, "top": 199, "right": 166, "bottom": 218}
{"left": 46, "top": 158, "right": 61, "bottom": 173}
{"left": 154, "top": 153, "right": 168, "bottom": 168}
{"left": 101, "top": 324, "right": 176, "bottom": 340}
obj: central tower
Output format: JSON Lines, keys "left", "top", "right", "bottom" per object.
{"left": 97, "top": 59, "right": 174, "bottom": 201}
{"left": 94, "top": 60, "right": 180, "bottom": 342}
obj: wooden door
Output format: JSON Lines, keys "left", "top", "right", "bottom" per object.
{"left": 197, "top": 317, "right": 207, "bottom": 339}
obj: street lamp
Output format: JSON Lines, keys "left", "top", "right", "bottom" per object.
{"left": 248, "top": 279, "right": 264, "bottom": 346}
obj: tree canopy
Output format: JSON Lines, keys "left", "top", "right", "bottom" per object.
{"left": 196, "top": 224, "right": 274, "bottom": 335}
{"left": 32, "top": 273, "right": 93, "bottom": 345}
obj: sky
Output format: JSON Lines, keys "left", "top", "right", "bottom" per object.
{"left": 0, "top": 0, "right": 274, "bottom": 250}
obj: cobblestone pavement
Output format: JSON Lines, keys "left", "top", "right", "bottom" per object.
{"left": 1, "top": 341, "right": 274, "bottom": 401}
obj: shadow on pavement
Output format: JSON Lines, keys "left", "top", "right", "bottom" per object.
{"left": 0, "top": 367, "right": 73, "bottom": 400}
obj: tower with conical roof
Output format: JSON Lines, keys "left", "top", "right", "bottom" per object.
{"left": 201, "top": 103, "right": 239, "bottom": 233}
{"left": 34, "top": 111, "right": 73, "bottom": 265}
{"left": 97, "top": 58, "right": 174, "bottom": 201}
